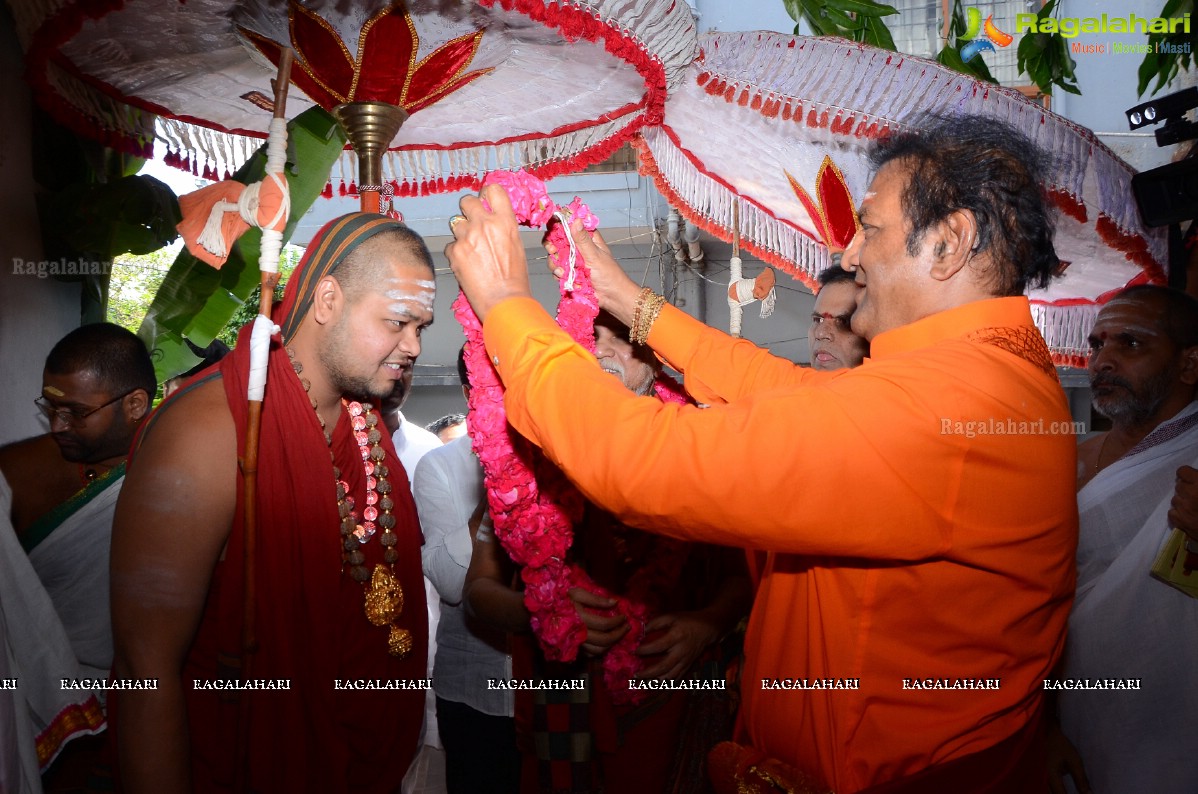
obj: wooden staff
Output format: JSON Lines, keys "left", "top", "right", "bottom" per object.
{"left": 242, "top": 46, "right": 293, "bottom": 656}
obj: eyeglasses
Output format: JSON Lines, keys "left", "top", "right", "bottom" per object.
{"left": 35, "top": 389, "right": 135, "bottom": 426}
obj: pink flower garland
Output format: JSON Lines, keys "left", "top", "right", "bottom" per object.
{"left": 452, "top": 171, "right": 689, "bottom": 703}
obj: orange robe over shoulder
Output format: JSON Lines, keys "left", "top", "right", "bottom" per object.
{"left": 482, "top": 295, "right": 1077, "bottom": 793}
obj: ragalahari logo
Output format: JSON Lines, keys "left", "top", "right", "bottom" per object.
{"left": 960, "top": 8, "right": 1014, "bottom": 62}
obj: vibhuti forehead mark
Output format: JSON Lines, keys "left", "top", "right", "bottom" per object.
{"left": 43, "top": 385, "right": 65, "bottom": 397}
{"left": 384, "top": 291, "right": 436, "bottom": 314}
{"left": 1096, "top": 303, "right": 1164, "bottom": 338}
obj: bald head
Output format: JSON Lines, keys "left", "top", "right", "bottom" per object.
{"left": 333, "top": 228, "right": 435, "bottom": 305}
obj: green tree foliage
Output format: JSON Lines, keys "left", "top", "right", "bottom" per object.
{"left": 108, "top": 244, "right": 302, "bottom": 347}
{"left": 1138, "top": 0, "right": 1195, "bottom": 96}
{"left": 216, "top": 246, "right": 302, "bottom": 348}
{"left": 784, "top": 0, "right": 898, "bottom": 50}
{"left": 1015, "top": 0, "right": 1080, "bottom": 96}
{"left": 107, "top": 247, "right": 178, "bottom": 332}
{"left": 137, "top": 106, "right": 346, "bottom": 383}
{"left": 781, "top": 0, "right": 1081, "bottom": 97}
{"left": 937, "top": 0, "right": 997, "bottom": 84}
{"left": 32, "top": 107, "right": 179, "bottom": 324}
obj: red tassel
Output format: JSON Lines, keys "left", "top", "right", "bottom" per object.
{"left": 781, "top": 102, "right": 792, "bottom": 121}
{"left": 696, "top": 72, "right": 710, "bottom": 87}
{"left": 1048, "top": 189, "right": 1088, "bottom": 223}
{"left": 750, "top": 93, "right": 762, "bottom": 111}
{"left": 339, "top": 181, "right": 348, "bottom": 196}
{"left": 348, "top": 182, "right": 358, "bottom": 195}
{"left": 321, "top": 182, "right": 333, "bottom": 199}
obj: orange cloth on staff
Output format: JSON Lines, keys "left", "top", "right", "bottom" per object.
{"left": 483, "top": 295, "right": 1077, "bottom": 793}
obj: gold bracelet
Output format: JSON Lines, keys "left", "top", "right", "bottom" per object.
{"left": 630, "top": 287, "right": 653, "bottom": 344}
{"left": 631, "top": 291, "right": 666, "bottom": 345}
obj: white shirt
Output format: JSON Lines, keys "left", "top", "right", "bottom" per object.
{"left": 414, "top": 436, "right": 513, "bottom": 717}
{"left": 391, "top": 412, "right": 443, "bottom": 484}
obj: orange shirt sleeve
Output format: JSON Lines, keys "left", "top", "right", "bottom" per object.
{"left": 484, "top": 297, "right": 975, "bottom": 559}
{"left": 646, "top": 303, "right": 815, "bottom": 404}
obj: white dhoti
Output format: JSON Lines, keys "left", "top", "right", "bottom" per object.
{"left": 1062, "top": 403, "right": 1198, "bottom": 794}
{"left": 0, "top": 470, "right": 113, "bottom": 784}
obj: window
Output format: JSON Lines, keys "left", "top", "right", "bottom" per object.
{"left": 890, "top": 0, "right": 1032, "bottom": 90}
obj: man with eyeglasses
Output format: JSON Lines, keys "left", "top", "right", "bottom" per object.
{"left": 0, "top": 321, "right": 155, "bottom": 777}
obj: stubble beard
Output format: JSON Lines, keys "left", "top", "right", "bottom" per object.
{"left": 1092, "top": 365, "right": 1177, "bottom": 429}
{"left": 318, "top": 319, "right": 393, "bottom": 402}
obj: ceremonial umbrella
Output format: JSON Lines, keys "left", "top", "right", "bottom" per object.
{"left": 635, "top": 31, "right": 1168, "bottom": 366}
{"left": 15, "top": 0, "right": 697, "bottom": 210}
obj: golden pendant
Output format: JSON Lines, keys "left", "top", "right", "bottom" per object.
{"left": 364, "top": 564, "right": 404, "bottom": 626}
{"left": 388, "top": 625, "right": 413, "bottom": 658}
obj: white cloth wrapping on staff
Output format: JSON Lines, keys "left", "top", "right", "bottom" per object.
{"left": 0, "top": 474, "right": 105, "bottom": 786}
{"left": 1061, "top": 401, "right": 1198, "bottom": 794}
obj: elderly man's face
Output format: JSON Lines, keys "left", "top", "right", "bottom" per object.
{"left": 1087, "top": 296, "right": 1186, "bottom": 427}
{"left": 840, "top": 162, "right": 933, "bottom": 341}
{"left": 810, "top": 280, "right": 868, "bottom": 370}
{"left": 594, "top": 320, "right": 657, "bottom": 395}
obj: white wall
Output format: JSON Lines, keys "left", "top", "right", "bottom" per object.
{"left": 0, "top": 9, "right": 81, "bottom": 446}
{"left": 688, "top": 0, "right": 796, "bottom": 34}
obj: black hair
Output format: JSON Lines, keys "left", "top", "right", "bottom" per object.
{"left": 178, "top": 338, "right": 231, "bottom": 379}
{"left": 427, "top": 413, "right": 466, "bottom": 436}
{"left": 45, "top": 323, "right": 157, "bottom": 397}
{"left": 870, "top": 114, "right": 1059, "bottom": 296}
{"left": 1114, "top": 284, "right": 1198, "bottom": 349}
{"left": 456, "top": 344, "right": 469, "bottom": 387}
{"left": 816, "top": 266, "right": 857, "bottom": 289}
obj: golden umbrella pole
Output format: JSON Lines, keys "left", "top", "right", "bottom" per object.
{"left": 332, "top": 101, "right": 408, "bottom": 214}
{"left": 242, "top": 46, "right": 293, "bottom": 656}
{"left": 728, "top": 203, "right": 743, "bottom": 337}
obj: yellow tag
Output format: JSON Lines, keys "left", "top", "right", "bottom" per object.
{"left": 1150, "top": 528, "right": 1198, "bottom": 599}
{"left": 43, "top": 386, "right": 65, "bottom": 397}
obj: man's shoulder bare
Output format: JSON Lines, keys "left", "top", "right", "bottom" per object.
{"left": 137, "top": 376, "right": 234, "bottom": 462}
{"left": 0, "top": 434, "right": 63, "bottom": 480}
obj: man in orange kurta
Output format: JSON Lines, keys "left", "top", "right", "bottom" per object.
{"left": 445, "top": 115, "right": 1078, "bottom": 793}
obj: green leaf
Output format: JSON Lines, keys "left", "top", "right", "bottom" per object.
{"left": 862, "top": 14, "right": 897, "bottom": 51}
{"left": 1137, "top": 49, "right": 1163, "bottom": 97}
{"left": 138, "top": 106, "right": 347, "bottom": 381}
{"left": 821, "top": 5, "right": 864, "bottom": 31}
{"left": 936, "top": 44, "right": 997, "bottom": 84}
{"left": 1136, "top": 0, "right": 1196, "bottom": 96}
{"left": 823, "top": 0, "right": 898, "bottom": 18}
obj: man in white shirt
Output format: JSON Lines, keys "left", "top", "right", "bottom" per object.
{"left": 415, "top": 348, "right": 518, "bottom": 793}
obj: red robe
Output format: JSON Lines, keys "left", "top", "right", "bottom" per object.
{"left": 181, "top": 326, "right": 427, "bottom": 791}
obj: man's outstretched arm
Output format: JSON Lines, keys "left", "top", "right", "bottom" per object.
{"left": 110, "top": 380, "right": 237, "bottom": 793}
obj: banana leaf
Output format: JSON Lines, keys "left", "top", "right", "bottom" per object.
{"left": 138, "top": 106, "right": 346, "bottom": 382}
